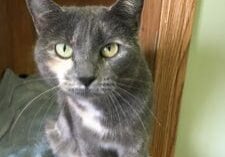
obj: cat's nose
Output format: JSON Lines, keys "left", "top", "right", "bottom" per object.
{"left": 78, "top": 77, "right": 96, "bottom": 87}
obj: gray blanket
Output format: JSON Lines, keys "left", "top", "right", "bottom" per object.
{"left": 0, "top": 69, "right": 58, "bottom": 157}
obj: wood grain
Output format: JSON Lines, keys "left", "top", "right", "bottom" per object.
{"left": 141, "top": 0, "right": 196, "bottom": 156}
{"left": 0, "top": 1, "right": 13, "bottom": 76}
{"left": 0, "top": 0, "right": 38, "bottom": 75}
{"left": 140, "top": 0, "right": 162, "bottom": 74}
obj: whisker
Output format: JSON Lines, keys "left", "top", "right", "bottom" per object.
{"left": 21, "top": 76, "right": 57, "bottom": 82}
{"left": 8, "top": 77, "right": 57, "bottom": 108}
{"left": 27, "top": 91, "right": 57, "bottom": 143}
{"left": 9, "top": 85, "right": 60, "bottom": 146}
{"left": 102, "top": 95, "right": 114, "bottom": 127}
{"left": 119, "top": 78, "right": 150, "bottom": 84}
{"left": 27, "top": 98, "right": 47, "bottom": 143}
{"left": 110, "top": 91, "right": 129, "bottom": 127}
{"left": 37, "top": 94, "right": 57, "bottom": 137}
{"left": 116, "top": 85, "right": 161, "bottom": 126}
{"left": 116, "top": 82, "right": 143, "bottom": 90}
{"left": 53, "top": 136, "right": 72, "bottom": 153}
{"left": 107, "top": 93, "right": 122, "bottom": 135}
{"left": 113, "top": 90, "right": 149, "bottom": 137}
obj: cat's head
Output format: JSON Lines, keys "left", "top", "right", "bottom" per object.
{"left": 26, "top": 0, "right": 150, "bottom": 98}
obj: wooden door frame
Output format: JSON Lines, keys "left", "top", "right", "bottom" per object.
{"left": 140, "top": 0, "right": 196, "bottom": 157}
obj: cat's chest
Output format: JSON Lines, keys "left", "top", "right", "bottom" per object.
{"left": 67, "top": 98, "right": 109, "bottom": 136}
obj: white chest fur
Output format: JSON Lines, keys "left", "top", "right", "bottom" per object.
{"left": 67, "top": 98, "right": 109, "bottom": 136}
{"left": 100, "top": 142, "right": 125, "bottom": 156}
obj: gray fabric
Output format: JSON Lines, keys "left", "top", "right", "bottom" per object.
{"left": 0, "top": 69, "right": 57, "bottom": 157}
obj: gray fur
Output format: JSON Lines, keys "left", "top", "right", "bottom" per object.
{"left": 26, "top": 0, "right": 153, "bottom": 157}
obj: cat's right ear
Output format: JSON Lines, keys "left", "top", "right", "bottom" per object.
{"left": 26, "top": 0, "right": 62, "bottom": 35}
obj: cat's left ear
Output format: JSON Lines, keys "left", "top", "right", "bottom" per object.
{"left": 26, "top": 0, "right": 62, "bottom": 35}
{"left": 110, "top": 0, "right": 144, "bottom": 31}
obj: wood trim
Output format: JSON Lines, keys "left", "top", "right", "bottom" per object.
{"left": 140, "top": 0, "right": 196, "bottom": 157}
{"left": 140, "top": 0, "right": 162, "bottom": 72}
{"left": 0, "top": 1, "right": 12, "bottom": 76}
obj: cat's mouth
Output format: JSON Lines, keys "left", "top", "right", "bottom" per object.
{"left": 65, "top": 87, "right": 105, "bottom": 97}
{"left": 61, "top": 80, "right": 115, "bottom": 97}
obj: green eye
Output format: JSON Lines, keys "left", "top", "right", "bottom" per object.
{"left": 55, "top": 43, "right": 73, "bottom": 59}
{"left": 101, "top": 43, "right": 119, "bottom": 58}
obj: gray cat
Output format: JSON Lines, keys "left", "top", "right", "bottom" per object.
{"left": 26, "top": 0, "right": 153, "bottom": 157}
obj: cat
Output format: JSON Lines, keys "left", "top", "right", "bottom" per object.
{"left": 26, "top": 0, "right": 153, "bottom": 157}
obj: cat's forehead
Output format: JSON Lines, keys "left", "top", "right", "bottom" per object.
{"left": 50, "top": 7, "right": 109, "bottom": 39}
{"left": 64, "top": 6, "right": 108, "bottom": 15}
{"left": 62, "top": 8, "right": 106, "bottom": 46}
{"left": 40, "top": 5, "right": 133, "bottom": 49}
{"left": 52, "top": 7, "right": 128, "bottom": 45}
{"left": 63, "top": 6, "right": 108, "bottom": 27}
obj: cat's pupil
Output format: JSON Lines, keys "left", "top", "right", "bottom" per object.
{"left": 107, "top": 46, "right": 111, "bottom": 51}
{"left": 63, "top": 44, "right": 66, "bottom": 52}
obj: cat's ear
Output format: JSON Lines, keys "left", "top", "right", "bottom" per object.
{"left": 110, "top": 0, "right": 144, "bottom": 31}
{"left": 26, "top": 0, "right": 62, "bottom": 34}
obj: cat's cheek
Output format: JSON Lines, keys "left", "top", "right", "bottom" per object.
{"left": 47, "top": 58, "right": 73, "bottom": 85}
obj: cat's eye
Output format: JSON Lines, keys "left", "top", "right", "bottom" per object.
{"left": 55, "top": 43, "right": 73, "bottom": 59}
{"left": 101, "top": 43, "right": 119, "bottom": 58}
